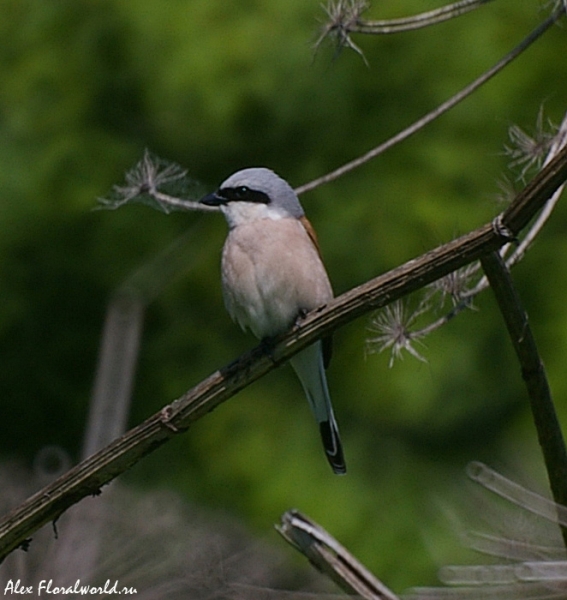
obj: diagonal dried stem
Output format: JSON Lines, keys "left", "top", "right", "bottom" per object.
{"left": 277, "top": 510, "right": 399, "bottom": 599}
{"left": 370, "top": 109, "right": 567, "bottom": 356}
{"left": 298, "top": 6, "right": 566, "bottom": 195}
{"left": 0, "top": 144, "right": 565, "bottom": 563}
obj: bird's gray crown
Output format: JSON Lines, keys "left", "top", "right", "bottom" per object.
{"left": 218, "top": 168, "right": 304, "bottom": 219}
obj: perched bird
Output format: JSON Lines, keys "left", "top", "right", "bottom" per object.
{"left": 200, "top": 168, "right": 346, "bottom": 474}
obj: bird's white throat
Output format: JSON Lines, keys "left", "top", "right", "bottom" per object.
{"left": 221, "top": 201, "right": 286, "bottom": 228}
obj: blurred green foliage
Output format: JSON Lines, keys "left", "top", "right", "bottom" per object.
{"left": 1, "top": 0, "right": 566, "bottom": 591}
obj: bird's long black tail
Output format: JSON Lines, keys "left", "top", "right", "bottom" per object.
{"left": 290, "top": 342, "right": 346, "bottom": 475}
{"left": 319, "top": 419, "right": 346, "bottom": 475}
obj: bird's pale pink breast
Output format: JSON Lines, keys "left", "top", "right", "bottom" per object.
{"left": 221, "top": 217, "right": 332, "bottom": 338}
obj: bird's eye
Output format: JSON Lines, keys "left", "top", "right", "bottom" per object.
{"left": 235, "top": 186, "right": 249, "bottom": 198}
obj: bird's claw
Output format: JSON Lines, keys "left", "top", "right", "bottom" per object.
{"left": 260, "top": 336, "right": 278, "bottom": 364}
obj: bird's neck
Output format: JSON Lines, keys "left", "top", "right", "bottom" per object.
{"left": 222, "top": 202, "right": 287, "bottom": 229}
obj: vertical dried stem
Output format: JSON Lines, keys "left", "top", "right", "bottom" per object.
{"left": 481, "top": 251, "right": 567, "bottom": 547}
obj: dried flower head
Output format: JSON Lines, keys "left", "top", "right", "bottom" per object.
{"left": 98, "top": 150, "right": 210, "bottom": 214}
{"left": 504, "top": 107, "right": 558, "bottom": 181}
{"left": 430, "top": 264, "right": 478, "bottom": 309}
{"left": 314, "top": 0, "right": 370, "bottom": 63}
{"left": 494, "top": 175, "right": 518, "bottom": 207}
{"left": 366, "top": 300, "right": 428, "bottom": 367}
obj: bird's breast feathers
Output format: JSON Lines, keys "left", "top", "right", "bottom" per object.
{"left": 221, "top": 217, "right": 332, "bottom": 339}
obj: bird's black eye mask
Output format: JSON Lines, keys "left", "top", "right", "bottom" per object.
{"left": 217, "top": 186, "right": 270, "bottom": 204}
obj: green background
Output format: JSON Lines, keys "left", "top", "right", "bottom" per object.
{"left": 1, "top": 0, "right": 566, "bottom": 591}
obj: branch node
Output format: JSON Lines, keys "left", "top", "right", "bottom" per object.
{"left": 159, "top": 406, "right": 181, "bottom": 433}
{"left": 491, "top": 215, "right": 518, "bottom": 243}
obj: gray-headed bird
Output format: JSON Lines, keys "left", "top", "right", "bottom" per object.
{"left": 200, "top": 168, "right": 346, "bottom": 474}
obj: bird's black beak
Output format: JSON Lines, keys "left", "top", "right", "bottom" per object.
{"left": 200, "top": 191, "right": 224, "bottom": 206}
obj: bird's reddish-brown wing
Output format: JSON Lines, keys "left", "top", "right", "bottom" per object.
{"left": 299, "top": 215, "right": 333, "bottom": 369}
